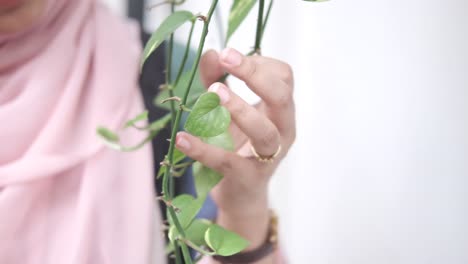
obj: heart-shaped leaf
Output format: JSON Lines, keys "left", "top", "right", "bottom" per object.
{"left": 191, "top": 131, "right": 234, "bottom": 197}
{"left": 184, "top": 92, "right": 231, "bottom": 138}
{"left": 172, "top": 194, "right": 204, "bottom": 229}
{"left": 202, "top": 131, "right": 235, "bottom": 151}
{"left": 226, "top": 0, "right": 258, "bottom": 43}
{"left": 185, "top": 219, "right": 212, "bottom": 245}
{"left": 141, "top": 11, "right": 194, "bottom": 68}
{"left": 169, "top": 218, "right": 213, "bottom": 246}
{"left": 205, "top": 224, "right": 250, "bottom": 256}
{"left": 193, "top": 162, "right": 223, "bottom": 199}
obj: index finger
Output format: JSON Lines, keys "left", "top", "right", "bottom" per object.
{"left": 218, "top": 48, "right": 294, "bottom": 107}
{"left": 200, "top": 49, "right": 224, "bottom": 87}
{"left": 218, "top": 48, "right": 295, "bottom": 136}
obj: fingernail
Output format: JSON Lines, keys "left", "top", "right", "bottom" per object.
{"left": 176, "top": 133, "right": 191, "bottom": 150}
{"left": 221, "top": 48, "right": 242, "bottom": 66}
{"left": 209, "top": 83, "right": 230, "bottom": 104}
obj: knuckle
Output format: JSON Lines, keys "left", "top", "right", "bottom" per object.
{"left": 244, "top": 60, "right": 258, "bottom": 80}
{"left": 260, "top": 126, "right": 279, "bottom": 148}
{"left": 274, "top": 90, "right": 293, "bottom": 108}
{"left": 278, "top": 63, "right": 294, "bottom": 85}
{"left": 217, "top": 154, "right": 234, "bottom": 173}
{"left": 189, "top": 144, "right": 205, "bottom": 160}
{"left": 229, "top": 101, "right": 248, "bottom": 117}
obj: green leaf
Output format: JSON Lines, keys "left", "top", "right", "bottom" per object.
{"left": 169, "top": 219, "right": 213, "bottom": 246}
{"left": 97, "top": 127, "right": 122, "bottom": 150}
{"left": 184, "top": 92, "right": 231, "bottom": 138}
{"left": 141, "top": 11, "right": 194, "bottom": 68}
{"left": 202, "top": 131, "right": 235, "bottom": 151}
{"left": 193, "top": 162, "right": 223, "bottom": 199}
{"left": 97, "top": 127, "right": 119, "bottom": 143}
{"left": 185, "top": 219, "right": 212, "bottom": 245}
{"left": 97, "top": 126, "right": 161, "bottom": 153}
{"left": 226, "top": 0, "right": 258, "bottom": 43}
{"left": 154, "top": 70, "right": 205, "bottom": 110}
{"left": 191, "top": 132, "right": 233, "bottom": 197}
{"left": 168, "top": 225, "right": 178, "bottom": 242}
{"left": 157, "top": 148, "right": 187, "bottom": 179}
{"left": 124, "top": 111, "right": 148, "bottom": 128}
{"left": 172, "top": 194, "right": 204, "bottom": 229}
{"left": 205, "top": 224, "right": 250, "bottom": 256}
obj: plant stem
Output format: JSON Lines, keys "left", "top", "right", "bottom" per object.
{"left": 173, "top": 21, "right": 196, "bottom": 88}
{"left": 166, "top": 4, "right": 182, "bottom": 264}
{"left": 219, "top": 0, "right": 270, "bottom": 83}
{"left": 166, "top": 3, "right": 175, "bottom": 85}
{"left": 168, "top": 207, "right": 192, "bottom": 263}
{"left": 180, "top": 242, "right": 193, "bottom": 264}
{"left": 167, "top": 1, "right": 177, "bottom": 200}
{"left": 173, "top": 240, "right": 183, "bottom": 264}
{"left": 254, "top": 0, "right": 265, "bottom": 53}
{"left": 261, "top": 0, "right": 273, "bottom": 42}
{"left": 162, "top": 1, "right": 219, "bottom": 262}
{"left": 163, "top": 0, "right": 218, "bottom": 204}
{"left": 118, "top": 130, "right": 158, "bottom": 152}
{"left": 181, "top": 4, "right": 218, "bottom": 104}
{"left": 165, "top": 2, "right": 177, "bottom": 144}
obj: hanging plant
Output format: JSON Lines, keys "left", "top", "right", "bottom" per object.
{"left": 98, "top": 0, "right": 325, "bottom": 262}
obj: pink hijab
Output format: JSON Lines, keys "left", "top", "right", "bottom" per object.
{"left": 0, "top": 0, "right": 164, "bottom": 263}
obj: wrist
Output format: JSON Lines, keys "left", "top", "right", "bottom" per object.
{"left": 216, "top": 194, "right": 270, "bottom": 250}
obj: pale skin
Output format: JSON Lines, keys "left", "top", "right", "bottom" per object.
{"left": 1, "top": 1, "right": 296, "bottom": 263}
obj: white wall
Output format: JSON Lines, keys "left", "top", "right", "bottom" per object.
{"left": 285, "top": 1, "right": 468, "bottom": 263}
{"left": 101, "top": 0, "right": 468, "bottom": 263}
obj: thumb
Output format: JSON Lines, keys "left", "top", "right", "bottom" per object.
{"left": 199, "top": 49, "right": 225, "bottom": 88}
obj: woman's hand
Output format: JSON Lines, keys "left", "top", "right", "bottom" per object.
{"left": 175, "top": 48, "right": 296, "bottom": 253}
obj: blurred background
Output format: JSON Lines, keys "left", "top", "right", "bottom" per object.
{"left": 101, "top": 0, "right": 468, "bottom": 263}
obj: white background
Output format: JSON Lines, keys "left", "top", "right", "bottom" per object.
{"left": 101, "top": 0, "right": 468, "bottom": 263}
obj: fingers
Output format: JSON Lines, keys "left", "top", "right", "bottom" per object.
{"left": 208, "top": 83, "right": 281, "bottom": 157}
{"left": 218, "top": 48, "right": 294, "bottom": 108}
{"left": 200, "top": 48, "right": 296, "bottom": 149}
{"left": 200, "top": 49, "right": 224, "bottom": 87}
{"left": 218, "top": 48, "right": 295, "bottom": 137}
{"left": 175, "top": 132, "right": 252, "bottom": 174}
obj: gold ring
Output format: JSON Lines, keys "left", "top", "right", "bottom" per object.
{"left": 250, "top": 144, "right": 282, "bottom": 163}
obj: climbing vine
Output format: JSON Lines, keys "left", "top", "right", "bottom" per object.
{"left": 98, "top": 0, "right": 325, "bottom": 262}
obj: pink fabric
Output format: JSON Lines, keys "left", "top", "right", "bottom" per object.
{"left": 0, "top": 0, "right": 164, "bottom": 263}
